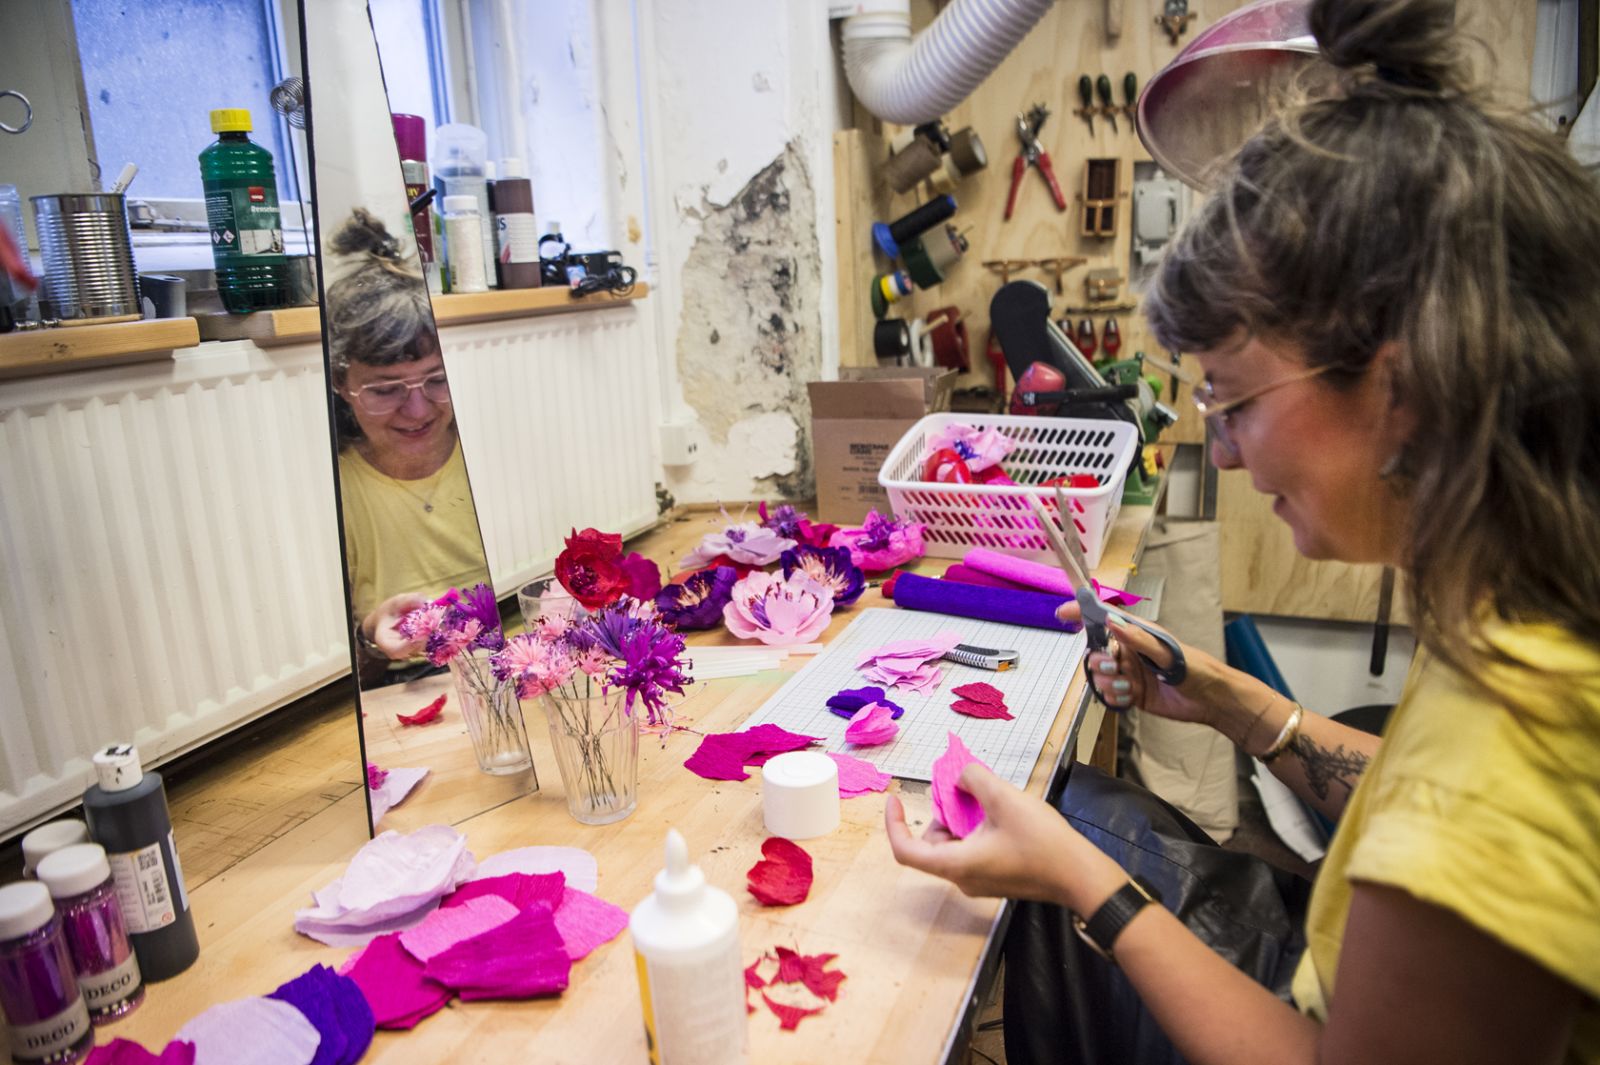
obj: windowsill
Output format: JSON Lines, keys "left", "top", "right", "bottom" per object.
{"left": 0, "top": 283, "right": 650, "bottom": 381}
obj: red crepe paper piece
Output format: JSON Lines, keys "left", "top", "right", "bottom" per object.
{"left": 951, "top": 699, "right": 1015, "bottom": 720}
{"left": 774, "top": 946, "right": 846, "bottom": 1002}
{"left": 880, "top": 570, "right": 904, "bottom": 598}
{"left": 951, "top": 682, "right": 1005, "bottom": 705}
{"left": 423, "top": 906, "right": 571, "bottom": 1001}
{"left": 684, "top": 724, "right": 823, "bottom": 782}
{"left": 344, "top": 931, "right": 452, "bottom": 1030}
{"left": 745, "top": 959, "right": 767, "bottom": 990}
{"left": 761, "top": 991, "right": 825, "bottom": 1031}
{"left": 396, "top": 694, "right": 446, "bottom": 727}
{"left": 747, "top": 838, "right": 814, "bottom": 906}
{"left": 441, "top": 872, "right": 566, "bottom": 914}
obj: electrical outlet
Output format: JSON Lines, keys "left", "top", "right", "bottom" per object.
{"left": 659, "top": 423, "right": 699, "bottom": 467}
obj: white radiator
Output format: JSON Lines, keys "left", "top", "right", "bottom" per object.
{"left": 446, "top": 305, "right": 664, "bottom": 594}
{"left": 0, "top": 340, "right": 348, "bottom": 835}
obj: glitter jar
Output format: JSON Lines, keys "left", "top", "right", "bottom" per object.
{"left": 18, "top": 824, "right": 88, "bottom": 881}
{"left": 0, "top": 881, "right": 93, "bottom": 1063}
{"left": 34, "top": 846, "right": 143, "bottom": 1024}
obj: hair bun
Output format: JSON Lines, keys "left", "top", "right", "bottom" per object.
{"left": 330, "top": 207, "right": 403, "bottom": 261}
{"left": 1310, "top": 0, "right": 1466, "bottom": 94}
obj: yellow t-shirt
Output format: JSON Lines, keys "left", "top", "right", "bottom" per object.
{"left": 1293, "top": 622, "right": 1600, "bottom": 1062}
{"left": 338, "top": 437, "right": 491, "bottom": 627}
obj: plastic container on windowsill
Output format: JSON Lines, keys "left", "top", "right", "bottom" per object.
{"left": 877, "top": 412, "right": 1139, "bottom": 569}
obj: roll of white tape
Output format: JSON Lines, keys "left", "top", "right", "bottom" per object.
{"left": 761, "top": 751, "right": 840, "bottom": 840}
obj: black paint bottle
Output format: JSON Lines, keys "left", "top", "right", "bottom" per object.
{"left": 81, "top": 745, "right": 199, "bottom": 982}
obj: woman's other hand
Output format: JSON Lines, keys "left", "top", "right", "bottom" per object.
{"left": 1055, "top": 600, "right": 1224, "bottom": 726}
{"left": 365, "top": 592, "right": 431, "bottom": 660}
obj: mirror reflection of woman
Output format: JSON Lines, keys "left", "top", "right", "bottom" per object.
{"left": 326, "top": 210, "right": 490, "bottom": 685}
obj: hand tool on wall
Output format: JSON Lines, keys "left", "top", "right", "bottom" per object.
{"left": 1076, "top": 318, "right": 1098, "bottom": 358}
{"left": 1076, "top": 75, "right": 1096, "bottom": 136}
{"left": 1122, "top": 73, "right": 1138, "bottom": 124}
{"left": 1102, "top": 317, "right": 1122, "bottom": 358}
{"left": 1157, "top": 0, "right": 1195, "bottom": 45}
{"left": 982, "top": 258, "right": 1033, "bottom": 286}
{"left": 1035, "top": 255, "right": 1086, "bottom": 295}
{"left": 1005, "top": 105, "right": 1067, "bottom": 221}
{"left": 1096, "top": 74, "right": 1118, "bottom": 133}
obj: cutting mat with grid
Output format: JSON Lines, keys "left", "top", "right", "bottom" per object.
{"left": 738, "top": 608, "right": 1087, "bottom": 787}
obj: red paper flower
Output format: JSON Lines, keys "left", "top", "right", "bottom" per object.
{"left": 746, "top": 837, "right": 814, "bottom": 906}
{"left": 555, "top": 528, "right": 629, "bottom": 610}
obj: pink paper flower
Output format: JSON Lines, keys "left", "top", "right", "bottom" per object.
{"left": 926, "top": 424, "right": 1017, "bottom": 473}
{"left": 844, "top": 703, "right": 899, "bottom": 746}
{"left": 680, "top": 521, "right": 797, "bottom": 569}
{"left": 723, "top": 571, "right": 835, "bottom": 647}
{"left": 828, "top": 511, "right": 926, "bottom": 573}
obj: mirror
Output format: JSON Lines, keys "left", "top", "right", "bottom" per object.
{"left": 301, "top": 0, "right": 536, "bottom": 833}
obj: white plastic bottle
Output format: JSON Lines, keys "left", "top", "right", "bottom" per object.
{"left": 629, "top": 829, "right": 747, "bottom": 1065}
{"left": 441, "top": 195, "right": 488, "bottom": 294}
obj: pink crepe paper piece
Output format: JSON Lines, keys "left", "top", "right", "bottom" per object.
{"left": 746, "top": 838, "right": 814, "bottom": 907}
{"left": 551, "top": 887, "right": 629, "bottom": 961}
{"left": 684, "top": 724, "right": 823, "bottom": 782}
{"left": 761, "top": 991, "right": 825, "bottom": 1031}
{"left": 473, "top": 846, "right": 597, "bottom": 893}
{"left": 344, "top": 932, "right": 452, "bottom": 1030}
{"left": 959, "top": 547, "right": 1143, "bottom": 605}
{"left": 398, "top": 894, "right": 518, "bottom": 963}
{"left": 942, "top": 563, "right": 1031, "bottom": 591}
{"left": 844, "top": 703, "right": 899, "bottom": 746}
{"left": 174, "top": 997, "right": 321, "bottom": 1065}
{"left": 423, "top": 905, "right": 572, "bottom": 1001}
{"left": 951, "top": 681, "right": 1006, "bottom": 704}
{"left": 931, "top": 732, "right": 989, "bottom": 839}
{"left": 774, "top": 946, "right": 847, "bottom": 1002}
{"left": 827, "top": 751, "right": 891, "bottom": 798}
{"left": 951, "top": 699, "right": 1015, "bottom": 720}
{"left": 443, "top": 871, "right": 566, "bottom": 913}
{"left": 86, "top": 1041, "right": 197, "bottom": 1065}
{"left": 855, "top": 633, "right": 962, "bottom": 669}
{"left": 863, "top": 660, "right": 943, "bottom": 694}
{"left": 365, "top": 764, "right": 388, "bottom": 789}
{"left": 926, "top": 424, "right": 1016, "bottom": 473}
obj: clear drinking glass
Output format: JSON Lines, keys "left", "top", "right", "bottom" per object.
{"left": 539, "top": 684, "right": 639, "bottom": 826}
{"left": 517, "top": 576, "right": 587, "bottom": 633}
{"left": 448, "top": 650, "right": 536, "bottom": 777}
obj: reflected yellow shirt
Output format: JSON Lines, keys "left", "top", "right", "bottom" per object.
{"left": 1294, "top": 622, "right": 1600, "bottom": 1063}
{"left": 338, "top": 437, "right": 491, "bottom": 626}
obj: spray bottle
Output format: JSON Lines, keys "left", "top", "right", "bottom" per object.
{"left": 629, "top": 829, "right": 747, "bottom": 1065}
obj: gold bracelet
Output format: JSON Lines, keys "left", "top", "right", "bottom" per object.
{"left": 1259, "top": 703, "right": 1305, "bottom": 763}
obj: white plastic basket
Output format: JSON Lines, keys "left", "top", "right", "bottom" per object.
{"left": 877, "top": 413, "right": 1140, "bottom": 569}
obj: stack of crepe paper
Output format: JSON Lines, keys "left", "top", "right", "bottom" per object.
{"left": 950, "top": 682, "right": 1013, "bottom": 720}
{"left": 684, "top": 724, "right": 823, "bottom": 781}
{"left": 825, "top": 685, "right": 904, "bottom": 720}
{"left": 955, "top": 547, "right": 1144, "bottom": 606}
{"left": 855, "top": 632, "right": 962, "bottom": 694}
{"left": 889, "top": 573, "right": 1080, "bottom": 632}
{"left": 293, "top": 825, "right": 476, "bottom": 947}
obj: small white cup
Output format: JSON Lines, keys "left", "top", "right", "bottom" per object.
{"left": 761, "top": 751, "right": 840, "bottom": 840}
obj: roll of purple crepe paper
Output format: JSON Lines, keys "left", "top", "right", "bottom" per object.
{"left": 890, "top": 573, "right": 1082, "bottom": 632}
{"left": 963, "top": 547, "right": 1076, "bottom": 596}
{"left": 943, "top": 563, "right": 1033, "bottom": 592}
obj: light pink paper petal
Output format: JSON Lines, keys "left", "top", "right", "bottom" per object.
{"left": 844, "top": 703, "right": 899, "bottom": 746}
{"left": 473, "top": 846, "right": 598, "bottom": 893}
{"left": 930, "top": 732, "right": 988, "bottom": 838}
{"left": 295, "top": 825, "right": 474, "bottom": 940}
{"left": 399, "top": 895, "right": 519, "bottom": 963}
{"left": 369, "top": 766, "right": 430, "bottom": 828}
{"left": 551, "top": 887, "right": 629, "bottom": 961}
{"left": 826, "top": 752, "right": 891, "bottom": 797}
{"left": 295, "top": 898, "right": 441, "bottom": 948}
{"left": 423, "top": 906, "right": 571, "bottom": 1000}
{"left": 856, "top": 632, "right": 961, "bottom": 668}
{"left": 175, "top": 997, "right": 321, "bottom": 1065}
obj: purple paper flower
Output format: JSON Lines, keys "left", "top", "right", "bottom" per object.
{"left": 655, "top": 566, "right": 738, "bottom": 631}
{"left": 828, "top": 510, "right": 926, "bottom": 573}
{"left": 608, "top": 624, "right": 691, "bottom": 725}
{"left": 680, "top": 521, "right": 796, "bottom": 569}
{"left": 408, "top": 582, "right": 507, "bottom": 666}
{"left": 585, "top": 600, "right": 649, "bottom": 661}
{"left": 723, "top": 571, "right": 835, "bottom": 646}
{"left": 780, "top": 545, "right": 865, "bottom": 607}
{"left": 825, "top": 685, "right": 905, "bottom": 720}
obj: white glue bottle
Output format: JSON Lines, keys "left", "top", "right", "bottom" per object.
{"left": 629, "top": 829, "right": 747, "bottom": 1065}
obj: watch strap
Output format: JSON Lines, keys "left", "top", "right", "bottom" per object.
{"left": 1072, "top": 879, "right": 1156, "bottom": 961}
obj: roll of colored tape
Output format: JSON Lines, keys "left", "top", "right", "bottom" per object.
{"left": 927, "top": 306, "right": 969, "bottom": 371}
{"left": 947, "top": 127, "right": 988, "bottom": 175}
{"left": 874, "top": 318, "right": 911, "bottom": 359}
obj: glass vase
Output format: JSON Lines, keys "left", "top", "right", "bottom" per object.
{"left": 449, "top": 651, "right": 536, "bottom": 778}
{"left": 539, "top": 682, "right": 639, "bottom": 825}
{"left": 517, "top": 576, "right": 588, "bottom": 633}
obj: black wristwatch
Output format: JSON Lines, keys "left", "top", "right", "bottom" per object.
{"left": 1072, "top": 879, "right": 1158, "bottom": 962}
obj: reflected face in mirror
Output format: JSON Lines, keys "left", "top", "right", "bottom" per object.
{"left": 338, "top": 349, "right": 453, "bottom": 476}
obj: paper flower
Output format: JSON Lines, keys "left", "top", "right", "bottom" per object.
{"left": 680, "top": 521, "right": 796, "bottom": 569}
{"left": 723, "top": 571, "right": 835, "bottom": 646}
{"left": 654, "top": 566, "right": 738, "bottom": 631}
{"left": 606, "top": 620, "right": 691, "bottom": 723}
{"left": 399, "top": 583, "right": 506, "bottom": 666}
{"left": 828, "top": 510, "right": 926, "bottom": 572}
{"left": 825, "top": 685, "right": 904, "bottom": 720}
{"left": 555, "top": 528, "right": 630, "bottom": 610}
{"left": 926, "top": 423, "right": 1017, "bottom": 473}
{"left": 780, "top": 545, "right": 865, "bottom": 607}
{"left": 844, "top": 703, "right": 899, "bottom": 746}
{"left": 620, "top": 552, "right": 662, "bottom": 601}
{"left": 490, "top": 633, "right": 576, "bottom": 700}
{"left": 759, "top": 502, "right": 839, "bottom": 550}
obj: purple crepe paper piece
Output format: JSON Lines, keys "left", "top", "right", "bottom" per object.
{"left": 400, "top": 894, "right": 519, "bottom": 963}
{"left": 890, "top": 573, "right": 1084, "bottom": 633}
{"left": 175, "top": 997, "right": 322, "bottom": 1065}
{"left": 684, "top": 724, "right": 822, "bottom": 782}
{"left": 443, "top": 871, "right": 566, "bottom": 913}
{"left": 423, "top": 905, "right": 572, "bottom": 1000}
{"left": 827, "top": 752, "right": 891, "bottom": 797}
{"left": 344, "top": 931, "right": 452, "bottom": 1030}
{"left": 844, "top": 703, "right": 900, "bottom": 746}
{"left": 472, "top": 846, "right": 598, "bottom": 893}
{"left": 86, "top": 1041, "right": 197, "bottom": 1065}
{"left": 931, "top": 733, "right": 988, "bottom": 839}
{"left": 268, "top": 964, "right": 374, "bottom": 1065}
{"left": 825, "top": 685, "right": 904, "bottom": 720}
{"left": 551, "top": 887, "right": 629, "bottom": 961}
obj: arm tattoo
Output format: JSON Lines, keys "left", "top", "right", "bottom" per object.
{"left": 1287, "top": 734, "right": 1371, "bottom": 802}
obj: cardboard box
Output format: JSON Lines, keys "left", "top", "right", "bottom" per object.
{"left": 809, "top": 367, "right": 956, "bottom": 525}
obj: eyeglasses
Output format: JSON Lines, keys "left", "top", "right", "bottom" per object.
{"left": 344, "top": 372, "right": 452, "bottom": 415}
{"left": 1192, "top": 363, "right": 1339, "bottom": 456}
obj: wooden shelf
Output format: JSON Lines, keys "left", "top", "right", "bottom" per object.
{"left": 191, "top": 282, "right": 650, "bottom": 347}
{"left": 0, "top": 317, "right": 201, "bottom": 382}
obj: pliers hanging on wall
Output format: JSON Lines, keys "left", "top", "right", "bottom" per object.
{"left": 1005, "top": 104, "right": 1067, "bottom": 221}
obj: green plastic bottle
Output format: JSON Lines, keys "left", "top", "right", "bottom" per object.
{"left": 199, "top": 108, "right": 290, "bottom": 313}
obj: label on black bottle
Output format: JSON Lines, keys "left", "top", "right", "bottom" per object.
{"left": 107, "top": 842, "right": 176, "bottom": 932}
{"left": 6, "top": 997, "right": 89, "bottom": 1060}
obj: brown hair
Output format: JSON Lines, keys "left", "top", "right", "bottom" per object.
{"left": 1145, "top": 0, "right": 1600, "bottom": 692}
{"left": 323, "top": 208, "right": 439, "bottom": 380}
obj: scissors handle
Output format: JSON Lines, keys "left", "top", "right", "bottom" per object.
{"left": 1113, "top": 612, "right": 1188, "bottom": 686}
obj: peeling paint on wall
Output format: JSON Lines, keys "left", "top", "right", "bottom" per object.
{"left": 673, "top": 141, "right": 822, "bottom": 501}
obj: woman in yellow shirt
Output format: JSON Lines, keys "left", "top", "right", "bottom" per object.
{"left": 887, "top": 1, "right": 1600, "bottom": 1062}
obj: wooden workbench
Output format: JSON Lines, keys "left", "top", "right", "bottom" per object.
{"left": 108, "top": 499, "right": 1158, "bottom": 1063}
